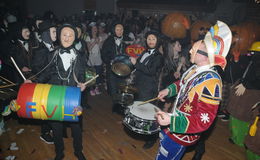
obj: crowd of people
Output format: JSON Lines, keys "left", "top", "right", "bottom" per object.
{"left": 0, "top": 4, "right": 260, "bottom": 160}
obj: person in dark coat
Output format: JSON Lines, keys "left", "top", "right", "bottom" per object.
{"left": 0, "top": 17, "right": 10, "bottom": 61}
{"left": 130, "top": 30, "right": 164, "bottom": 149}
{"left": 31, "top": 20, "right": 57, "bottom": 145}
{"left": 101, "top": 22, "right": 132, "bottom": 113}
{"left": 9, "top": 23, "right": 34, "bottom": 83}
{"left": 31, "top": 20, "right": 56, "bottom": 75}
{"left": 26, "top": 23, "right": 87, "bottom": 160}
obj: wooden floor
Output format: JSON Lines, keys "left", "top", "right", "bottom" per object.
{"left": 0, "top": 90, "right": 246, "bottom": 160}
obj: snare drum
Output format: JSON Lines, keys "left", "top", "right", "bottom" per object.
{"left": 123, "top": 101, "right": 160, "bottom": 135}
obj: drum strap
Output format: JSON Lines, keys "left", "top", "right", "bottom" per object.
{"left": 27, "top": 51, "right": 59, "bottom": 80}
{"left": 242, "top": 60, "right": 253, "bottom": 80}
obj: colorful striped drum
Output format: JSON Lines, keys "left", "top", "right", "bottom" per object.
{"left": 16, "top": 83, "right": 81, "bottom": 122}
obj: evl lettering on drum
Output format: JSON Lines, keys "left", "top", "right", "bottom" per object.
{"left": 25, "top": 102, "right": 77, "bottom": 121}
{"left": 16, "top": 83, "right": 81, "bottom": 122}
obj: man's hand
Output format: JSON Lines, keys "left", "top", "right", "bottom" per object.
{"left": 77, "top": 83, "right": 86, "bottom": 91}
{"left": 24, "top": 79, "right": 32, "bottom": 83}
{"left": 155, "top": 111, "right": 171, "bottom": 126}
{"left": 235, "top": 83, "right": 246, "bottom": 96}
{"left": 157, "top": 88, "right": 169, "bottom": 102}
{"left": 22, "top": 67, "right": 31, "bottom": 72}
{"left": 174, "top": 71, "right": 180, "bottom": 79}
{"left": 130, "top": 57, "right": 137, "bottom": 65}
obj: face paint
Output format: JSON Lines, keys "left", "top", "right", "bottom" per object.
{"left": 115, "top": 24, "right": 123, "bottom": 37}
{"left": 146, "top": 34, "right": 157, "bottom": 49}
{"left": 49, "top": 27, "right": 56, "bottom": 42}
{"left": 60, "top": 27, "right": 75, "bottom": 48}
{"left": 189, "top": 40, "right": 203, "bottom": 63}
{"left": 22, "top": 28, "right": 30, "bottom": 40}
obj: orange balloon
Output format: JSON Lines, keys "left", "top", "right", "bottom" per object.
{"left": 230, "top": 22, "right": 260, "bottom": 60}
{"left": 161, "top": 12, "right": 190, "bottom": 39}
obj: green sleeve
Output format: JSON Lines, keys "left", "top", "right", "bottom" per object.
{"left": 167, "top": 83, "right": 178, "bottom": 97}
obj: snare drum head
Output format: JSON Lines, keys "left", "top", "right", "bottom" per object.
{"left": 128, "top": 101, "right": 159, "bottom": 120}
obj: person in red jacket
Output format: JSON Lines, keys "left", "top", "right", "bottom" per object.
{"left": 155, "top": 21, "right": 232, "bottom": 160}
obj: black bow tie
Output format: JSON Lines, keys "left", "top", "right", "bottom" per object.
{"left": 148, "top": 49, "right": 153, "bottom": 54}
{"left": 60, "top": 48, "right": 71, "bottom": 54}
{"left": 23, "top": 41, "right": 28, "bottom": 45}
{"left": 115, "top": 37, "right": 122, "bottom": 40}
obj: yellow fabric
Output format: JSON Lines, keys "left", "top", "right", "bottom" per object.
{"left": 40, "top": 84, "right": 51, "bottom": 119}
{"left": 188, "top": 77, "right": 222, "bottom": 105}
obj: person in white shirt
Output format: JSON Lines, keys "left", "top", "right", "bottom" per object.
{"left": 86, "top": 22, "right": 103, "bottom": 96}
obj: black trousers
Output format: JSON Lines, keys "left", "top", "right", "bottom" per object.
{"left": 193, "top": 119, "right": 217, "bottom": 155}
{"left": 50, "top": 120, "right": 83, "bottom": 157}
{"left": 41, "top": 121, "right": 52, "bottom": 135}
{"left": 106, "top": 69, "right": 126, "bottom": 97}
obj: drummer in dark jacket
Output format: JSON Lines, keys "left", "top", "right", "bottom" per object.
{"left": 101, "top": 22, "right": 132, "bottom": 113}
{"left": 31, "top": 20, "right": 57, "bottom": 145}
{"left": 9, "top": 23, "right": 34, "bottom": 83}
{"left": 25, "top": 23, "right": 87, "bottom": 160}
{"left": 130, "top": 30, "right": 164, "bottom": 149}
{"left": 31, "top": 20, "right": 56, "bottom": 75}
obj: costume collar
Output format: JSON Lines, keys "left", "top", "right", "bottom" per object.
{"left": 43, "top": 41, "right": 54, "bottom": 51}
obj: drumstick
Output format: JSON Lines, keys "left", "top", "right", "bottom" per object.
{"left": 10, "top": 57, "right": 26, "bottom": 81}
{"left": 0, "top": 83, "right": 17, "bottom": 89}
{"left": 0, "top": 76, "right": 16, "bottom": 85}
{"left": 138, "top": 97, "right": 159, "bottom": 106}
{"left": 83, "top": 75, "right": 99, "bottom": 86}
{"left": 251, "top": 101, "right": 260, "bottom": 110}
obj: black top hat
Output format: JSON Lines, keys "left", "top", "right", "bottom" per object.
{"left": 38, "top": 20, "right": 56, "bottom": 33}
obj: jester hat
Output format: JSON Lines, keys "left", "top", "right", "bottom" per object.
{"left": 204, "top": 21, "right": 232, "bottom": 69}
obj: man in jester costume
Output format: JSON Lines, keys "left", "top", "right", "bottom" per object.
{"left": 155, "top": 21, "right": 232, "bottom": 160}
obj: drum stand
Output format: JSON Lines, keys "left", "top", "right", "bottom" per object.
{"left": 114, "top": 92, "right": 134, "bottom": 115}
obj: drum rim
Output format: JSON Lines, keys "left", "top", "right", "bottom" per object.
{"left": 123, "top": 113, "right": 160, "bottom": 135}
{"left": 122, "top": 119, "right": 160, "bottom": 135}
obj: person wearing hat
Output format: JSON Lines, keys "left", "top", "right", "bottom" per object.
{"left": 226, "top": 41, "right": 260, "bottom": 149}
{"left": 154, "top": 21, "right": 232, "bottom": 160}
{"left": 30, "top": 20, "right": 57, "bottom": 145}
{"left": 234, "top": 41, "right": 260, "bottom": 92}
{"left": 9, "top": 22, "right": 34, "bottom": 83}
{"left": 25, "top": 23, "right": 87, "bottom": 160}
{"left": 101, "top": 22, "right": 132, "bottom": 114}
{"left": 130, "top": 30, "right": 164, "bottom": 149}
{"left": 31, "top": 20, "right": 56, "bottom": 75}
{"left": 240, "top": 41, "right": 260, "bottom": 159}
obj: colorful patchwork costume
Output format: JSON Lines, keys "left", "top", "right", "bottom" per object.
{"left": 156, "top": 21, "right": 232, "bottom": 160}
{"left": 156, "top": 65, "right": 222, "bottom": 159}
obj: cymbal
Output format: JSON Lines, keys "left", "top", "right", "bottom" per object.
{"left": 119, "top": 84, "right": 138, "bottom": 93}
